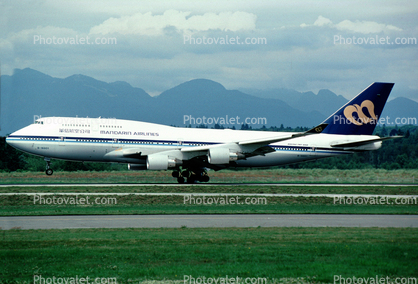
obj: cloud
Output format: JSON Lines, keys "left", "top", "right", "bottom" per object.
{"left": 314, "top": 15, "right": 333, "bottom": 27}
{"left": 0, "top": 25, "right": 79, "bottom": 60}
{"left": 89, "top": 10, "right": 257, "bottom": 36}
{"left": 335, "top": 20, "right": 402, "bottom": 34}
{"left": 302, "top": 15, "right": 403, "bottom": 34}
{"left": 9, "top": 26, "right": 79, "bottom": 42}
{"left": 1, "top": 2, "right": 416, "bottom": 103}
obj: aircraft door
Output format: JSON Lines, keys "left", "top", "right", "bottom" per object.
{"left": 112, "top": 138, "right": 120, "bottom": 148}
{"left": 310, "top": 145, "right": 317, "bottom": 156}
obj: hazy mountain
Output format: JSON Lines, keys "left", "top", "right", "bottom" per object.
{"left": 153, "top": 79, "right": 324, "bottom": 128}
{"left": 381, "top": 97, "right": 418, "bottom": 126}
{"left": 0, "top": 69, "right": 324, "bottom": 135}
{"left": 240, "top": 87, "right": 348, "bottom": 117}
{"left": 1, "top": 68, "right": 152, "bottom": 135}
{"left": 241, "top": 86, "right": 418, "bottom": 127}
{"left": 1, "top": 68, "right": 416, "bottom": 136}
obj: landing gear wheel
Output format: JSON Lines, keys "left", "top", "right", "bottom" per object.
{"left": 44, "top": 158, "right": 53, "bottom": 176}
{"left": 195, "top": 170, "right": 210, "bottom": 182}
{"left": 177, "top": 177, "right": 185, "bottom": 184}
{"left": 181, "top": 170, "right": 190, "bottom": 178}
{"left": 174, "top": 168, "right": 210, "bottom": 183}
{"left": 172, "top": 171, "right": 180, "bottom": 178}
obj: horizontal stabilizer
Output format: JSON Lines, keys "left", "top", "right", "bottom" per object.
{"left": 331, "top": 136, "right": 403, "bottom": 148}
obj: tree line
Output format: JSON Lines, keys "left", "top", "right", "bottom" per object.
{"left": 1, "top": 125, "right": 417, "bottom": 172}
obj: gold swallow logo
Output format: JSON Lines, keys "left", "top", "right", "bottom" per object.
{"left": 343, "top": 100, "right": 377, "bottom": 126}
{"left": 315, "top": 126, "right": 323, "bottom": 133}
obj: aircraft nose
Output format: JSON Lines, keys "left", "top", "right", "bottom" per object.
{"left": 5, "top": 132, "right": 23, "bottom": 150}
{"left": 6, "top": 135, "right": 17, "bottom": 148}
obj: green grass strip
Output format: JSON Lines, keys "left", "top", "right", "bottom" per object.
{"left": 1, "top": 194, "right": 417, "bottom": 216}
{"left": 1, "top": 227, "right": 417, "bottom": 283}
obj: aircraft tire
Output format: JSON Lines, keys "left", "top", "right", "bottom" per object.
{"left": 172, "top": 171, "right": 180, "bottom": 178}
{"left": 181, "top": 170, "right": 190, "bottom": 178}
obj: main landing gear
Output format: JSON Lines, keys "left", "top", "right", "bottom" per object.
{"left": 44, "top": 157, "right": 53, "bottom": 176}
{"left": 172, "top": 168, "right": 210, "bottom": 184}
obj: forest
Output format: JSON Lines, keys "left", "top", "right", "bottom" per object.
{"left": 1, "top": 124, "right": 417, "bottom": 172}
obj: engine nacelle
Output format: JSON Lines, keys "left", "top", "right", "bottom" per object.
{"left": 208, "top": 147, "right": 242, "bottom": 164}
{"left": 146, "top": 154, "right": 182, "bottom": 170}
{"left": 128, "top": 163, "right": 147, "bottom": 171}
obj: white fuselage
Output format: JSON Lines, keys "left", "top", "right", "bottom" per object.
{"left": 6, "top": 117, "right": 381, "bottom": 168}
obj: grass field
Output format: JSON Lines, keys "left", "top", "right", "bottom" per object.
{"left": 1, "top": 194, "right": 417, "bottom": 216}
{"left": 1, "top": 185, "right": 417, "bottom": 216}
{"left": 1, "top": 168, "right": 418, "bottom": 184}
{"left": 1, "top": 227, "right": 417, "bottom": 283}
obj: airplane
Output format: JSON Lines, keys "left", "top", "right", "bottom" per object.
{"left": 6, "top": 82, "right": 400, "bottom": 183}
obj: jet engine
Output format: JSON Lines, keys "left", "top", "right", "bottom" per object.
{"left": 128, "top": 163, "right": 147, "bottom": 171}
{"left": 208, "top": 147, "right": 243, "bottom": 164}
{"left": 146, "top": 154, "right": 182, "bottom": 170}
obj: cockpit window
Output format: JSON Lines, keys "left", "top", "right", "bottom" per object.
{"left": 35, "top": 120, "right": 44, "bottom": 125}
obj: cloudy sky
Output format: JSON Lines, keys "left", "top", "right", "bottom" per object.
{"left": 1, "top": 0, "right": 417, "bottom": 100}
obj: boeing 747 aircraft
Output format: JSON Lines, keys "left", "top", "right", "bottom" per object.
{"left": 6, "top": 82, "right": 399, "bottom": 183}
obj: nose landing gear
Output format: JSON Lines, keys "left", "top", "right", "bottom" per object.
{"left": 44, "top": 157, "right": 53, "bottom": 176}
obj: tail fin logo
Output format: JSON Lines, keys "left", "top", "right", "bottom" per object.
{"left": 343, "top": 100, "right": 377, "bottom": 126}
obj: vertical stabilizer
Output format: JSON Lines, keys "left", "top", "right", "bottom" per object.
{"left": 321, "top": 82, "right": 394, "bottom": 135}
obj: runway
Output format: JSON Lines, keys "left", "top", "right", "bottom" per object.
{"left": 1, "top": 214, "right": 417, "bottom": 229}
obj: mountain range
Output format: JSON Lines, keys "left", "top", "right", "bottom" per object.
{"left": 1, "top": 68, "right": 417, "bottom": 136}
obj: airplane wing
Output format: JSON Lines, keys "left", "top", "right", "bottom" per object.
{"left": 181, "top": 123, "right": 328, "bottom": 156}
{"left": 237, "top": 123, "right": 328, "bottom": 146}
{"left": 106, "top": 123, "right": 328, "bottom": 167}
